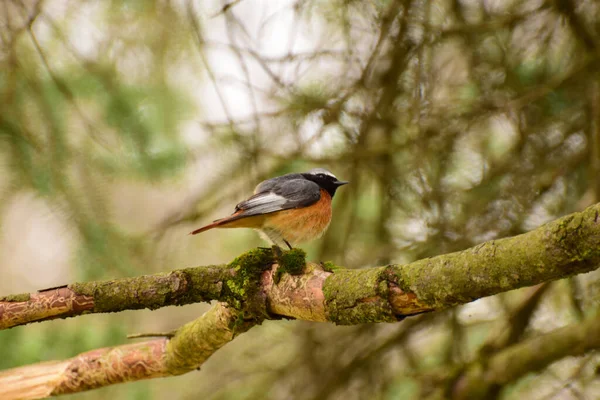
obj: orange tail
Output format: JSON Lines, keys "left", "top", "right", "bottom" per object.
{"left": 189, "top": 220, "right": 224, "bottom": 235}
{"left": 189, "top": 211, "right": 262, "bottom": 235}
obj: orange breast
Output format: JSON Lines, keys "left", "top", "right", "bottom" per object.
{"left": 262, "top": 189, "right": 332, "bottom": 244}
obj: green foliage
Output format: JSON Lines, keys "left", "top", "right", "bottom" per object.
{"left": 279, "top": 83, "right": 332, "bottom": 121}
{"left": 385, "top": 378, "right": 419, "bottom": 400}
{"left": 75, "top": 222, "right": 148, "bottom": 279}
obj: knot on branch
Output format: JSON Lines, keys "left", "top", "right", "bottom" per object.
{"left": 322, "top": 266, "right": 406, "bottom": 325}
{"left": 549, "top": 210, "right": 600, "bottom": 266}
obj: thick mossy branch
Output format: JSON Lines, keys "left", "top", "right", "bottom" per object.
{"left": 3, "top": 205, "right": 600, "bottom": 398}
{"left": 3, "top": 203, "right": 600, "bottom": 331}
{"left": 70, "top": 266, "right": 231, "bottom": 312}
{"left": 0, "top": 303, "right": 247, "bottom": 399}
{"left": 386, "top": 205, "right": 600, "bottom": 310}
{"left": 164, "top": 303, "right": 251, "bottom": 375}
{"left": 223, "top": 247, "right": 306, "bottom": 319}
{"left": 323, "top": 267, "right": 398, "bottom": 324}
{"left": 49, "top": 339, "right": 169, "bottom": 396}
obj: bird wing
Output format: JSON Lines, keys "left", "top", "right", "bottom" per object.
{"left": 189, "top": 177, "right": 320, "bottom": 235}
{"left": 253, "top": 173, "right": 303, "bottom": 194}
{"left": 236, "top": 178, "right": 321, "bottom": 217}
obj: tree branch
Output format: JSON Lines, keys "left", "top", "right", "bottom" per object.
{"left": 0, "top": 302, "right": 247, "bottom": 399}
{"left": 3, "top": 203, "right": 600, "bottom": 330}
{"left": 1, "top": 203, "right": 600, "bottom": 397}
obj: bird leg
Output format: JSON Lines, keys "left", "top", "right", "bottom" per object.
{"left": 283, "top": 239, "right": 293, "bottom": 250}
{"left": 271, "top": 244, "right": 284, "bottom": 260}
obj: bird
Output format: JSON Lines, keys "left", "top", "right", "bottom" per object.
{"left": 190, "top": 168, "right": 348, "bottom": 249}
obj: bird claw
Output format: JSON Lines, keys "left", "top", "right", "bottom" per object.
{"left": 271, "top": 245, "right": 284, "bottom": 260}
{"left": 257, "top": 245, "right": 287, "bottom": 267}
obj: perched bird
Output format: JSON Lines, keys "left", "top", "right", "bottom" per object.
{"left": 190, "top": 168, "right": 348, "bottom": 248}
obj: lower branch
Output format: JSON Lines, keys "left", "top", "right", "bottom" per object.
{"left": 0, "top": 302, "right": 247, "bottom": 399}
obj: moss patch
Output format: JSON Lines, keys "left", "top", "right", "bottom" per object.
{"left": 322, "top": 267, "right": 399, "bottom": 325}
{"left": 320, "top": 261, "right": 338, "bottom": 273}
{"left": 69, "top": 264, "right": 231, "bottom": 312}
{"left": 274, "top": 248, "right": 307, "bottom": 283}
{"left": 222, "top": 247, "right": 275, "bottom": 320}
{"left": 0, "top": 293, "right": 31, "bottom": 302}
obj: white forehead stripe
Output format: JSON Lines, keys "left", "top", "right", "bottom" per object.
{"left": 307, "top": 168, "right": 337, "bottom": 179}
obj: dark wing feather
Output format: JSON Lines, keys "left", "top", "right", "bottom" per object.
{"left": 235, "top": 178, "right": 321, "bottom": 217}
{"left": 190, "top": 177, "right": 321, "bottom": 234}
{"left": 253, "top": 173, "right": 303, "bottom": 194}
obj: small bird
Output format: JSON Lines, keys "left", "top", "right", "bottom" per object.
{"left": 190, "top": 168, "right": 348, "bottom": 248}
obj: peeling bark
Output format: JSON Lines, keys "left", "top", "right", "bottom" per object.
{"left": 0, "top": 303, "right": 241, "bottom": 399}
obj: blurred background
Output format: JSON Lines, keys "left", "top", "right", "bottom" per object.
{"left": 1, "top": 0, "right": 600, "bottom": 399}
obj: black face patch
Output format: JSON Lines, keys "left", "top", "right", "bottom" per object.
{"left": 301, "top": 173, "right": 342, "bottom": 197}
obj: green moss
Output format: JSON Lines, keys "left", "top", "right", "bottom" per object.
{"left": 322, "top": 267, "right": 399, "bottom": 325}
{"left": 228, "top": 309, "right": 258, "bottom": 334}
{"left": 222, "top": 248, "right": 275, "bottom": 319}
{"left": 384, "top": 204, "right": 600, "bottom": 311}
{"left": 274, "top": 248, "right": 307, "bottom": 283}
{"left": 70, "top": 265, "right": 231, "bottom": 312}
{"left": 228, "top": 247, "right": 275, "bottom": 271}
{"left": 280, "top": 248, "right": 306, "bottom": 272}
{"left": 166, "top": 267, "right": 227, "bottom": 305}
{"left": 0, "top": 293, "right": 30, "bottom": 302}
{"left": 320, "top": 261, "right": 338, "bottom": 273}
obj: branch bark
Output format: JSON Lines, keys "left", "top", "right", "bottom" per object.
{"left": 1, "top": 203, "right": 600, "bottom": 398}
{"left": 0, "top": 302, "right": 248, "bottom": 400}
{"left": 4, "top": 203, "right": 600, "bottom": 329}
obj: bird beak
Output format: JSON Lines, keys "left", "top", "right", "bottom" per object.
{"left": 335, "top": 180, "right": 349, "bottom": 186}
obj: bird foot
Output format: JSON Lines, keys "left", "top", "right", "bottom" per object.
{"left": 271, "top": 245, "right": 284, "bottom": 260}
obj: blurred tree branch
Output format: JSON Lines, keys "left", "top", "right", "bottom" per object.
{"left": 415, "top": 307, "right": 600, "bottom": 400}
{"left": 449, "top": 309, "right": 600, "bottom": 400}
{"left": 1, "top": 202, "right": 600, "bottom": 397}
